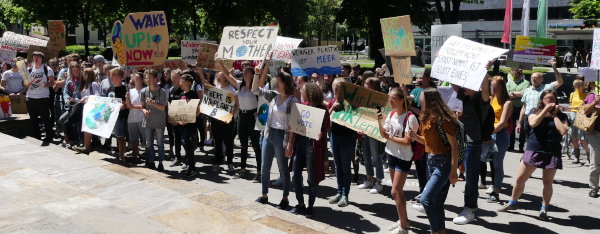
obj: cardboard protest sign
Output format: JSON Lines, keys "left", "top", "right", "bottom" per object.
{"left": 290, "top": 45, "right": 342, "bottom": 77}
{"left": 200, "top": 84, "right": 236, "bottom": 123}
{"left": 47, "top": 20, "right": 66, "bottom": 50}
{"left": 16, "top": 60, "right": 31, "bottom": 85}
{"left": 168, "top": 99, "right": 201, "bottom": 124}
{"left": 269, "top": 60, "right": 287, "bottom": 78}
{"left": 121, "top": 11, "right": 169, "bottom": 67}
{"left": 437, "top": 86, "right": 463, "bottom": 112}
{"left": 149, "top": 59, "right": 188, "bottom": 70}
{"left": 591, "top": 28, "right": 600, "bottom": 69}
{"left": 289, "top": 103, "right": 326, "bottom": 140}
{"left": 330, "top": 82, "right": 391, "bottom": 142}
{"left": 181, "top": 40, "right": 201, "bottom": 65}
{"left": 197, "top": 42, "right": 219, "bottom": 69}
{"left": 513, "top": 35, "right": 557, "bottom": 64}
{"left": 216, "top": 26, "right": 278, "bottom": 60}
{"left": 27, "top": 45, "right": 59, "bottom": 62}
{"left": 0, "top": 49, "right": 16, "bottom": 63}
{"left": 110, "top": 21, "right": 126, "bottom": 66}
{"left": 579, "top": 67, "right": 600, "bottom": 82}
{"left": 272, "top": 36, "right": 303, "bottom": 61}
{"left": 8, "top": 95, "right": 27, "bottom": 114}
{"left": 431, "top": 36, "right": 508, "bottom": 91}
{"left": 81, "top": 95, "right": 123, "bottom": 138}
{"left": 431, "top": 24, "right": 462, "bottom": 62}
{"left": 391, "top": 57, "right": 412, "bottom": 84}
{"left": 254, "top": 97, "right": 269, "bottom": 131}
{"left": 0, "top": 31, "right": 48, "bottom": 53}
{"left": 380, "top": 16, "right": 416, "bottom": 57}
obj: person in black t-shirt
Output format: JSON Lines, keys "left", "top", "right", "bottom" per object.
{"left": 177, "top": 74, "right": 199, "bottom": 177}
{"left": 108, "top": 68, "right": 129, "bottom": 162}
{"left": 168, "top": 70, "right": 183, "bottom": 167}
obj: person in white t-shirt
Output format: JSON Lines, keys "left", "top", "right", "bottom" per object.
{"left": 1, "top": 58, "right": 25, "bottom": 95}
{"left": 25, "top": 51, "right": 56, "bottom": 141}
{"left": 126, "top": 73, "right": 145, "bottom": 160}
{"left": 377, "top": 87, "right": 419, "bottom": 234}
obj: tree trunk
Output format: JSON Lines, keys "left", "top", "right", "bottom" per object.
{"left": 451, "top": 0, "right": 462, "bottom": 24}
{"left": 191, "top": 5, "right": 198, "bottom": 40}
{"left": 435, "top": 0, "right": 445, "bottom": 24}
{"left": 83, "top": 0, "right": 91, "bottom": 56}
{"left": 367, "top": 0, "right": 384, "bottom": 68}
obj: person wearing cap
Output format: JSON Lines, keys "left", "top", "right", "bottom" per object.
{"left": 93, "top": 55, "right": 107, "bottom": 83}
{"left": 25, "top": 51, "right": 55, "bottom": 142}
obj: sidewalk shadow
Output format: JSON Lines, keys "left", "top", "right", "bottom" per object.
{"left": 309, "top": 206, "right": 381, "bottom": 233}
{"left": 477, "top": 217, "right": 559, "bottom": 234}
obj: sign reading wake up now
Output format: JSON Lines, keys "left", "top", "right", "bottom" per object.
{"left": 120, "top": 11, "right": 169, "bottom": 67}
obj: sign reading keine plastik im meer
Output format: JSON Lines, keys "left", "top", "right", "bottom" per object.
{"left": 431, "top": 36, "right": 508, "bottom": 91}
{"left": 200, "top": 84, "right": 236, "bottom": 123}
{"left": 513, "top": 35, "right": 557, "bottom": 64}
{"left": 216, "top": 26, "right": 278, "bottom": 60}
{"left": 380, "top": 15, "right": 416, "bottom": 57}
{"left": 82, "top": 96, "right": 123, "bottom": 138}
{"left": 290, "top": 45, "right": 342, "bottom": 77}
{"left": 121, "top": 11, "right": 169, "bottom": 67}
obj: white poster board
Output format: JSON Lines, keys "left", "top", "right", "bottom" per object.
{"left": 289, "top": 103, "right": 326, "bottom": 140}
{"left": 431, "top": 36, "right": 508, "bottom": 91}
{"left": 272, "top": 36, "right": 303, "bottom": 61}
{"left": 269, "top": 60, "right": 287, "bottom": 78}
{"left": 591, "top": 28, "right": 600, "bottom": 69}
{"left": 200, "top": 85, "right": 236, "bottom": 123}
{"left": 431, "top": 24, "right": 462, "bottom": 62}
{"left": 181, "top": 40, "right": 202, "bottom": 65}
{"left": 254, "top": 97, "right": 269, "bottom": 131}
{"left": 216, "top": 26, "right": 278, "bottom": 60}
{"left": 81, "top": 96, "right": 123, "bottom": 138}
{"left": 580, "top": 67, "right": 600, "bottom": 82}
{"left": 0, "top": 49, "right": 16, "bottom": 63}
{"left": 290, "top": 45, "right": 342, "bottom": 77}
{"left": 437, "top": 86, "right": 463, "bottom": 112}
{"left": 0, "top": 31, "right": 48, "bottom": 53}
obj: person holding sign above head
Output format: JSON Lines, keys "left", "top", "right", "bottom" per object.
{"left": 141, "top": 69, "right": 168, "bottom": 172}
{"left": 377, "top": 87, "right": 420, "bottom": 234}
{"left": 252, "top": 59, "right": 298, "bottom": 209}
{"left": 176, "top": 74, "right": 200, "bottom": 178}
{"left": 25, "top": 51, "right": 56, "bottom": 142}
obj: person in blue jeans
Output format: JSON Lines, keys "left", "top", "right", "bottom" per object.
{"left": 140, "top": 69, "right": 168, "bottom": 172}
{"left": 409, "top": 88, "right": 459, "bottom": 233}
{"left": 327, "top": 78, "right": 358, "bottom": 207}
{"left": 357, "top": 78, "right": 385, "bottom": 194}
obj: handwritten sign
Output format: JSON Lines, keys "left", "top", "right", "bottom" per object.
{"left": 290, "top": 45, "right": 342, "bottom": 77}
{"left": 82, "top": 96, "right": 123, "bottom": 138}
{"left": 151, "top": 59, "right": 188, "bottom": 70}
{"left": 122, "top": 11, "right": 169, "bottom": 67}
{"left": 590, "top": 28, "right": 600, "bottom": 69}
{"left": 513, "top": 35, "right": 557, "bottom": 64}
{"left": 579, "top": 67, "right": 600, "bottom": 82}
{"left": 216, "top": 26, "right": 278, "bottom": 60}
{"left": 181, "top": 40, "right": 201, "bottom": 65}
{"left": 0, "top": 31, "right": 48, "bottom": 53}
{"left": 197, "top": 42, "right": 219, "bottom": 69}
{"left": 289, "top": 103, "right": 326, "bottom": 140}
{"left": 254, "top": 97, "right": 269, "bottom": 131}
{"left": 380, "top": 15, "right": 416, "bottom": 57}
{"left": 330, "top": 82, "right": 391, "bottom": 142}
{"left": 47, "top": 20, "right": 66, "bottom": 51}
{"left": 0, "top": 49, "right": 16, "bottom": 63}
{"left": 269, "top": 60, "right": 287, "bottom": 78}
{"left": 200, "top": 84, "right": 236, "bottom": 123}
{"left": 437, "top": 86, "right": 463, "bottom": 112}
{"left": 391, "top": 57, "right": 412, "bottom": 84}
{"left": 431, "top": 36, "right": 508, "bottom": 91}
{"left": 110, "top": 21, "right": 126, "bottom": 66}
{"left": 168, "top": 99, "right": 201, "bottom": 124}
{"left": 16, "top": 60, "right": 31, "bottom": 85}
{"left": 272, "top": 36, "right": 303, "bottom": 61}
{"left": 27, "top": 45, "right": 59, "bottom": 62}
{"left": 431, "top": 24, "right": 462, "bottom": 62}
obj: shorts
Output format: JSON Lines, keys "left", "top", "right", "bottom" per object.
{"left": 522, "top": 150, "right": 563, "bottom": 170}
{"left": 387, "top": 154, "right": 412, "bottom": 173}
{"left": 128, "top": 121, "right": 144, "bottom": 143}
{"left": 112, "top": 119, "right": 127, "bottom": 138}
{"left": 569, "top": 125, "right": 586, "bottom": 141}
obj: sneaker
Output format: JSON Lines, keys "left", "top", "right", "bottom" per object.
{"left": 369, "top": 183, "right": 384, "bottom": 194}
{"left": 589, "top": 189, "right": 599, "bottom": 198}
{"left": 290, "top": 204, "right": 306, "bottom": 215}
{"left": 305, "top": 206, "right": 314, "bottom": 218}
{"left": 184, "top": 170, "right": 197, "bottom": 178}
{"left": 271, "top": 177, "right": 283, "bottom": 186}
{"left": 388, "top": 220, "right": 401, "bottom": 231}
{"left": 337, "top": 196, "right": 349, "bottom": 207}
{"left": 538, "top": 210, "right": 549, "bottom": 221}
{"left": 458, "top": 174, "right": 465, "bottom": 181}
{"left": 237, "top": 168, "right": 247, "bottom": 177}
{"left": 277, "top": 199, "right": 289, "bottom": 210}
{"left": 253, "top": 173, "right": 261, "bottom": 183}
{"left": 204, "top": 138, "right": 214, "bottom": 145}
{"left": 157, "top": 162, "right": 164, "bottom": 172}
{"left": 256, "top": 196, "right": 268, "bottom": 204}
{"left": 478, "top": 183, "right": 487, "bottom": 189}
{"left": 497, "top": 203, "right": 518, "bottom": 212}
{"left": 411, "top": 203, "right": 425, "bottom": 214}
{"left": 212, "top": 165, "right": 220, "bottom": 173}
{"left": 390, "top": 227, "right": 409, "bottom": 234}
{"left": 170, "top": 158, "right": 182, "bottom": 167}
{"left": 486, "top": 192, "right": 499, "bottom": 203}
{"left": 410, "top": 194, "right": 422, "bottom": 203}
{"left": 358, "top": 180, "right": 374, "bottom": 189}
{"left": 182, "top": 163, "right": 189, "bottom": 171}
{"left": 227, "top": 164, "right": 236, "bottom": 173}
{"left": 453, "top": 208, "right": 475, "bottom": 225}
{"left": 328, "top": 194, "right": 342, "bottom": 204}
{"left": 485, "top": 185, "right": 494, "bottom": 194}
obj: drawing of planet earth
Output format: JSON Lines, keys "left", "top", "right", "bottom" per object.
{"left": 257, "top": 103, "right": 269, "bottom": 125}
{"left": 85, "top": 103, "right": 112, "bottom": 129}
{"left": 236, "top": 46, "right": 248, "bottom": 57}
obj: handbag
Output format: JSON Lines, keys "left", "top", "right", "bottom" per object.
{"left": 573, "top": 104, "right": 600, "bottom": 132}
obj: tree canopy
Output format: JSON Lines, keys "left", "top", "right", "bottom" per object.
{"left": 569, "top": 0, "right": 600, "bottom": 27}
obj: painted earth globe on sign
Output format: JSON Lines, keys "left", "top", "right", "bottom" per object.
{"left": 257, "top": 103, "right": 269, "bottom": 125}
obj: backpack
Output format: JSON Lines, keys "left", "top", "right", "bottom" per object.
{"left": 390, "top": 111, "right": 425, "bottom": 161}
{"left": 27, "top": 65, "right": 49, "bottom": 79}
{"left": 435, "top": 120, "right": 466, "bottom": 162}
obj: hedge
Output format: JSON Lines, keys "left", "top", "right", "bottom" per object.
{"left": 64, "top": 45, "right": 107, "bottom": 56}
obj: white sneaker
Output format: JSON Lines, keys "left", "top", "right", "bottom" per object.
{"left": 358, "top": 180, "right": 374, "bottom": 189}
{"left": 453, "top": 208, "right": 476, "bottom": 225}
{"left": 369, "top": 183, "right": 384, "bottom": 194}
{"left": 227, "top": 164, "right": 235, "bottom": 173}
{"left": 485, "top": 185, "right": 494, "bottom": 194}
{"left": 388, "top": 220, "right": 400, "bottom": 231}
{"left": 271, "top": 177, "right": 283, "bottom": 186}
{"left": 390, "top": 227, "right": 409, "bottom": 234}
{"left": 478, "top": 183, "right": 487, "bottom": 189}
{"left": 411, "top": 203, "right": 426, "bottom": 214}
{"left": 212, "top": 165, "right": 220, "bottom": 173}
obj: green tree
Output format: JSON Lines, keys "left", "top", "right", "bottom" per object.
{"left": 570, "top": 0, "right": 600, "bottom": 27}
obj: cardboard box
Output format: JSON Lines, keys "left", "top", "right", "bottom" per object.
{"left": 9, "top": 95, "right": 27, "bottom": 114}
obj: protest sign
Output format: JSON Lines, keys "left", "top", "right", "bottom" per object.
{"left": 431, "top": 24, "right": 462, "bottom": 62}
{"left": 197, "top": 42, "right": 219, "bottom": 69}
{"left": 290, "top": 45, "right": 342, "bottom": 77}
{"left": 513, "top": 35, "right": 557, "bottom": 64}
{"left": 16, "top": 60, "right": 31, "bottom": 85}
{"left": 437, "top": 86, "right": 463, "bottom": 112}
{"left": 47, "top": 20, "right": 66, "bottom": 51}
{"left": 168, "top": 99, "right": 201, "bottom": 124}
{"left": 0, "top": 49, "right": 16, "bottom": 63}
{"left": 269, "top": 60, "right": 287, "bottom": 77}
{"left": 289, "top": 103, "right": 326, "bottom": 140}
{"left": 255, "top": 97, "right": 269, "bottom": 131}
{"left": 121, "top": 11, "right": 169, "bottom": 67}
{"left": 148, "top": 59, "right": 188, "bottom": 70}
{"left": 81, "top": 95, "right": 123, "bottom": 138}
{"left": 110, "top": 21, "right": 126, "bottom": 66}
{"left": 27, "top": 45, "right": 59, "bottom": 62}
{"left": 391, "top": 57, "right": 412, "bottom": 84}
{"left": 8, "top": 95, "right": 27, "bottom": 114}
{"left": 591, "top": 28, "right": 600, "bottom": 69}
{"left": 330, "top": 82, "right": 391, "bottom": 142}
{"left": 0, "top": 31, "right": 48, "bottom": 53}
{"left": 200, "top": 84, "right": 236, "bottom": 123}
{"left": 380, "top": 15, "right": 416, "bottom": 57}
{"left": 579, "top": 67, "right": 600, "bottom": 82}
{"left": 272, "top": 36, "right": 303, "bottom": 61}
{"left": 216, "top": 26, "right": 278, "bottom": 60}
{"left": 431, "top": 36, "right": 508, "bottom": 91}
{"left": 181, "top": 40, "right": 201, "bottom": 65}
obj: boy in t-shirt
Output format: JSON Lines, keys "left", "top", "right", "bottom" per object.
{"left": 107, "top": 68, "right": 129, "bottom": 162}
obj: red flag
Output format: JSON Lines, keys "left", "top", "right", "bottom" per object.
{"left": 501, "top": 0, "right": 513, "bottom": 44}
